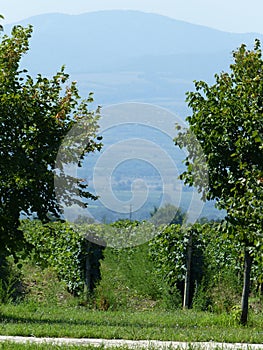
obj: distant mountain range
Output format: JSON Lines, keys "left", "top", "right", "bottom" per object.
{"left": 6, "top": 11, "right": 263, "bottom": 109}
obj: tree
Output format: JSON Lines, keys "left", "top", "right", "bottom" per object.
{"left": 0, "top": 24, "right": 102, "bottom": 258}
{"left": 174, "top": 40, "right": 263, "bottom": 324}
{"left": 150, "top": 204, "right": 186, "bottom": 226}
{"left": 0, "top": 14, "right": 4, "bottom": 32}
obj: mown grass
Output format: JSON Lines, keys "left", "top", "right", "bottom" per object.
{"left": 0, "top": 343, "right": 132, "bottom": 350}
{"left": 0, "top": 343, "right": 102, "bottom": 350}
{"left": 0, "top": 342, "right": 255, "bottom": 350}
{"left": 2, "top": 345, "right": 262, "bottom": 350}
{"left": 0, "top": 343, "right": 145, "bottom": 350}
{"left": 0, "top": 303, "right": 263, "bottom": 344}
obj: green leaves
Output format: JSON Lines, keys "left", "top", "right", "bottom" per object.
{"left": 0, "top": 24, "right": 102, "bottom": 255}
{"left": 175, "top": 39, "right": 263, "bottom": 247}
{"left": 175, "top": 40, "right": 263, "bottom": 323}
{"left": 21, "top": 220, "right": 103, "bottom": 294}
{"left": 149, "top": 224, "right": 205, "bottom": 287}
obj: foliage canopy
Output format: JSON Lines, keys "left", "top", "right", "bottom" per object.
{"left": 175, "top": 39, "right": 263, "bottom": 324}
{"left": 0, "top": 24, "right": 102, "bottom": 256}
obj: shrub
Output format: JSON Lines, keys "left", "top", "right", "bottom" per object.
{"left": 21, "top": 220, "right": 103, "bottom": 296}
{"left": 0, "top": 255, "right": 22, "bottom": 304}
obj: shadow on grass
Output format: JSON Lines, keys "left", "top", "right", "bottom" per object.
{"left": 0, "top": 308, "right": 212, "bottom": 331}
{"left": 0, "top": 313, "right": 184, "bottom": 330}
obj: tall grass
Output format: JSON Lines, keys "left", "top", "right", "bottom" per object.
{"left": 94, "top": 243, "right": 181, "bottom": 311}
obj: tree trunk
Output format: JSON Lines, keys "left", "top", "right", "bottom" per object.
{"left": 183, "top": 232, "right": 192, "bottom": 308}
{"left": 240, "top": 249, "right": 253, "bottom": 325}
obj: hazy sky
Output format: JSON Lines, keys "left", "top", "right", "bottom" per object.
{"left": 1, "top": 0, "right": 263, "bottom": 34}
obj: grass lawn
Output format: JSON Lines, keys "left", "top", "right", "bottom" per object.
{"left": 0, "top": 343, "right": 134, "bottom": 350}
{"left": 0, "top": 303, "right": 263, "bottom": 344}
{"left": 1, "top": 343, "right": 262, "bottom": 350}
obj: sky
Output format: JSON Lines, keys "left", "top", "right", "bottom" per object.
{"left": 1, "top": 0, "right": 263, "bottom": 34}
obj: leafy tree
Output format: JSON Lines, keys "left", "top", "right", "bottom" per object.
{"left": 175, "top": 40, "right": 263, "bottom": 324}
{"left": 0, "top": 24, "right": 102, "bottom": 258}
{"left": 0, "top": 14, "right": 3, "bottom": 32}
{"left": 150, "top": 204, "right": 186, "bottom": 226}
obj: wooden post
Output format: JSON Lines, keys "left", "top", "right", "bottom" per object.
{"left": 240, "top": 248, "right": 253, "bottom": 325}
{"left": 183, "top": 232, "right": 193, "bottom": 309}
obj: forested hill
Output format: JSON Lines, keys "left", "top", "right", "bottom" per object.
{"left": 6, "top": 10, "right": 263, "bottom": 79}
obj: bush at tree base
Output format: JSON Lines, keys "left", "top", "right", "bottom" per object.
{"left": 149, "top": 222, "right": 262, "bottom": 311}
{"left": 21, "top": 220, "right": 103, "bottom": 295}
